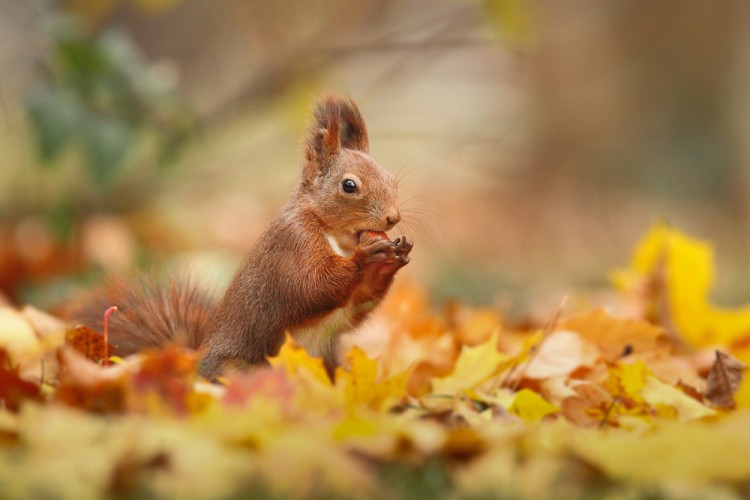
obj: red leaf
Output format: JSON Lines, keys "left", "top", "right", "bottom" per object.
{"left": 0, "top": 349, "right": 42, "bottom": 412}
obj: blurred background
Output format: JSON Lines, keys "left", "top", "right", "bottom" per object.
{"left": 2, "top": 0, "right": 750, "bottom": 318}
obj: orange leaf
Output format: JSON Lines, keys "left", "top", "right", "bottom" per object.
{"left": 560, "top": 309, "right": 670, "bottom": 361}
{"left": 56, "top": 347, "right": 130, "bottom": 414}
{"left": 65, "top": 325, "right": 115, "bottom": 363}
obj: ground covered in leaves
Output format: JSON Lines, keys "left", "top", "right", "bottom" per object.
{"left": 2, "top": 224, "right": 750, "bottom": 499}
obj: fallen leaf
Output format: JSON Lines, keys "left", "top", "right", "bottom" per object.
{"left": 560, "top": 309, "right": 669, "bottom": 362}
{"left": 65, "top": 325, "right": 114, "bottom": 363}
{"left": 336, "top": 347, "right": 412, "bottom": 413}
{"left": 705, "top": 350, "right": 747, "bottom": 408}
{"left": 0, "top": 349, "right": 42, "bottom": 412}
{"left": 560, "top": 381, "right": 612, "bottom": 427}
{"left": 614, "top": 224, "right": 750, "bottom": 347}
{"left": 640, "top": 376, "right": 715, "bottom": 422}
{"left": 606, "top": 360, "right": 650, "bottom": 403}
{"left": 55, "top": 347, "right": 131, "bottom": 414}
{"left": 0, "top": 307, "right": 40, "bottom": 364}
{"left": 507, "top": 388, "right": 560, "bottom": 422}
{"left": 523, "top": 330, "right": 599, "bottom": 379}
{"left": 268, "top": 334, "right": 331, "bottom": 386}
{"left": 132, "top": 346, "right": 199, "bottom": 415}
{"left": 431, "top": 331, "right": 510, "bottom": 395}
{"left": 222, "top": 368, "right": 295, "bottom": 408}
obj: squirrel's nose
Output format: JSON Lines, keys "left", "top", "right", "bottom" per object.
{"left": 385, "top": 209, "right": 401, "bottom": 227}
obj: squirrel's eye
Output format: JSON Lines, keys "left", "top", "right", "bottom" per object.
{"left": 342, "top": 178, "right": 358, "bottom": 194}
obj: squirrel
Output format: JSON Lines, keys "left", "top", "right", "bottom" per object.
{"left": 65, "top": 95, "right": 413, "bottom": 379}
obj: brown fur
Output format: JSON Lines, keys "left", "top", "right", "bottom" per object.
{"left": 63, "top": 275, "right": 214, "bottom": 355}
{"left": 65, "top": 94, "right": 412, "bottom": 379}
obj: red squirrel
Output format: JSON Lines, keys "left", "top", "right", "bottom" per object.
{"left": 66, "top": 95, "right": 413, "bottom": 379}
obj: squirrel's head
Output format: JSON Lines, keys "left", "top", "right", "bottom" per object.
{"left": 300, "top": 95, "right": 400, "bottom": 249}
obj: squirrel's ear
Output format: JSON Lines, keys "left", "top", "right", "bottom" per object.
{"left": 304, "top": 95, "right": 369, "bottom": 172}
{"left": 338, "top": 98, "right": 369, "bottom": 153}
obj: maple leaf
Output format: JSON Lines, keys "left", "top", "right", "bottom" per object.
{"left": 268, "top": 334, "right": 331, "bottom": 386}
{"left": 705, "top": 350, "right": 747, "bottom": 408}
{"left": 335, "top": 346, "right": 412, "bottom": 413}
{"left": 614, "top": 224, "right": 750, "bottom": 347}
{"left": 431, "top": 330, "right": 511, "bottom": 395}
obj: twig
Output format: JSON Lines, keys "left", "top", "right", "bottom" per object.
{"left": 508, "top": 295, "right": 569, "bottom": 391}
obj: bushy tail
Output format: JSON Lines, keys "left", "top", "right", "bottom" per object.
{"left": 62, "top": 275, "right": 216, "bottom": 356}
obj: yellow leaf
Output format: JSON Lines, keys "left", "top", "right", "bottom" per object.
{"left": 431, "top": 330, "right": 511, "bottom": 395}
{"left": 268, "top": 334, "right": 331, "bottom": 386}
{"left": 335, "top": 347, "right": 411, "bottom": 413}
{"left": 572, "top": 411, "right": 750, "bottom": 483}
{"left": 640, "top": 376, "right": 715, "bottom": 422}
{"left": 616, "top": 224, "right": 750, "bottom": 347}
{"left": 735, "top": 375, "right": 750, "bottom": 409}
{"left": 507, "top": 389, "right": 560, "bottom": 422}
{"left": 0, "top": 308, "right": 40, "bottom": 364}
{"left": 607, "top": 360, "right": 650, "bottom": 402}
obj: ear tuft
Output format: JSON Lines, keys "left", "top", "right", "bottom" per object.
{"left": 305, "top": 94, "right": 369, "bottom": 168}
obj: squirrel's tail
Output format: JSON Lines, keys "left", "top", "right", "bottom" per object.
{"left": 62, "top": 274, "right": 216, "bottom": 356}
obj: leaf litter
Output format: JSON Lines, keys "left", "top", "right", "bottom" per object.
{"left": 1, "top": 223, "right": 750, "bottom": 498}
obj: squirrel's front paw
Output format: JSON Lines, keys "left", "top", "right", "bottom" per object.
{"left": 356, "top": 234, "right": 413, "bottom": 268}
{"left": 390, "top": 237, "right": 413, "bottom": 266}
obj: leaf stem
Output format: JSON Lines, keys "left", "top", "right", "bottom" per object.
{"left": 103, "top": 306, "right": 118, "bottom": 366}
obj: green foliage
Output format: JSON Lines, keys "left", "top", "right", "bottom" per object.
{"left": 26, "top": 21, "right": 194, "bottom": 189}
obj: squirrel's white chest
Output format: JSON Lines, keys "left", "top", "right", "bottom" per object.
{"left": 290, "top": 303, "right": 358, "bottom": 358}
{"left": 325, "top": 233, "right": 355, "bottom": 258}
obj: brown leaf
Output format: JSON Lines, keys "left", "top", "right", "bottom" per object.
{"left": 705, "top": 350, "right": 747, "bottom": 408}
{"left": 0, "top": 348, "right": 42, "bottom": 412}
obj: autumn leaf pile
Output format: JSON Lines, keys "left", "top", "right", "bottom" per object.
{"left": 2, "top": 225, "right": 750, "bottom": 499}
